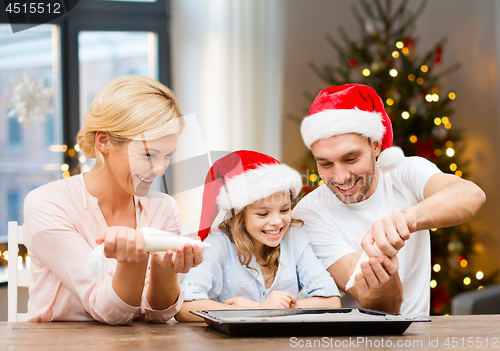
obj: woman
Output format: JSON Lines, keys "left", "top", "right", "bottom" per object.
{"left": 23, "top": 76, "right": 202, "bottom": 325}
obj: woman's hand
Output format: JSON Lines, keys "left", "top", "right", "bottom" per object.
{"left": 258, "top": 291, "right": 297, "bottom": 309}
{"left": 151, "top": 243, "right": 203, "bottom": 274}
{"left": 224, "top": 296, "right": 260, "bottom": 308}
{"left": 96, "top": 226, "right": 148, "bottom": 263}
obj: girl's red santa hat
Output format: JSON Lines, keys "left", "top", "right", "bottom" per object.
{"left": 198, "top": 150, "right": 302, "bottom": 241}
{"left": 301, "top": 84, "right": 404, "bottom": 171}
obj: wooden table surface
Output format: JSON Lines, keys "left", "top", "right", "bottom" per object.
{"left": 1, "top": 315, "right": 499, "bottom": 350}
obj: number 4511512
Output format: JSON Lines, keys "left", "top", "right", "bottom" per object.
{"left": 5, "top": 2, "right": 61, "bottom": 14}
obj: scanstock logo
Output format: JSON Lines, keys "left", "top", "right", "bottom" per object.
{"left": 1, "top": 0, "right": 79, "bottom": 33}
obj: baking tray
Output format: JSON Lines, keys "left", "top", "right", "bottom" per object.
{"left": 191, "top": 308, "right": 430, "bottom": 337}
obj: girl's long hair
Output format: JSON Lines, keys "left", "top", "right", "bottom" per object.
{"left": 218, "top": 192, "right": 303, "bottom": 282}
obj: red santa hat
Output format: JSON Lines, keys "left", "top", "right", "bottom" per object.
{"left": 301, "top": 84, "right": 404, "bottom": 171}
{"left": 198, "top": 150, "right": 302, "bottom": 241}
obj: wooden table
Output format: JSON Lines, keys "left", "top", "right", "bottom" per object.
{"left": 1, "top": 315, "right": 499, "bottom": 350}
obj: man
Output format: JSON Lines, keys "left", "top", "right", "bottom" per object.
{"left": 293, "top": 84, "right": 486, "bottom": 315}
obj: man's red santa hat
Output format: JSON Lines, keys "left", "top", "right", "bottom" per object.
{"left": 301, "top": 84, "right": 404, "bottom": 171}
{"left": 198, "top": 150, "right": 302, "bottom": 241}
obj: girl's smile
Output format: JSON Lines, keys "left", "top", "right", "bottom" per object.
{"left": 244, "top": 192, "right": 292, "bottom": 253}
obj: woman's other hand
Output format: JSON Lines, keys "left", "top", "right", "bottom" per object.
{"left": 151, "top": 243, "right": 203, "bottom": 274}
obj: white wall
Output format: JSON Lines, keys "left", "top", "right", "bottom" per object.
{"left": 281, "top": 0, "right": 500, "bottom": 276}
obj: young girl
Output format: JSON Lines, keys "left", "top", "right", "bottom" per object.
{"left": 176, "top": 150, "right": 340, "bottom": 321}
{"left": 23, "top": 76, "right": 202, "bottom": 325}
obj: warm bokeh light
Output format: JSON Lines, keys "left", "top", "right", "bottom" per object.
{"left": 402, "top": 47, "right": 409, "bottom": 54}
{"left": 455, "top": 170, "right": 462, "bottom": 177}
{"left": 309, "top": 174, "right": 318, "bottom": 182}
{"left": 432, "top": 94, "right": 439, "bottom": 102}
{"left": 68, "top": 149, "right": 75, "bottom": 157}
{"left": 62, "top": 171, "right": 70, "bottom": 178}
{"left": 417, "top": 77, "right": 424, "bottom": 85}
{"left": 79, "top": 156, "right": 87, "bottom": 163}
{"left": 460, "top": 259, "right": 468, "bottom": 268}
{"left": 401, "top": 111, "right": 410, "bottom": 119}
{"left": 425, "top": 94, "right": 433, "bottom": 102}
{"left": 476, "top": 271, "right": 484, "bottom": 280}
{"left": 421, "top": 65, "right": 428, "bottom": 72}
{"left": 60, "top": 164, "right": 69, "bottom": 172}
{"left": 319, "top": 180, "right": 324, "bottom": 186}
{"left": 446, "top": 140, "right": 453, "bottom": 148}
{"left": 434, "top": 117, "right": 441, "bottom": 125}
{"left": 389, "top": 69, "right": 398, "bottom": 77}
{"left": 75, "top": 144, "right": 81, "bottom": 152}
{"left": 444, "top": 122, "right": 452, "bottom": 129}
{"left": 408, "top": 74, "right": 415, "bottom": 81}
{"left": 446, "top": 148, "right": 455, "bottom": 157}
{"left": 448, "top": 92, "right": 456, "bottom": 100}
{"left": 433, "top": 264, "right": 441, "bottom": 272}
{"left": 392, "top": 51, "right": 400, "bottom": 58}
{"left": 386, "top": 98, "right": 394, "bottom": 106}
{"left": 410, "top": 135, "right": 417, "bottom": 143}
{"left": 362, "top": 68, "right": 371, "bottom": 76}
{"left": 463, "top": 277, "right": 471, "bottom": 285}
{"left": 430, "top": 280, "right": 437, "bottom": 288}
{"left": 450, "top": 163, "right": 457, "bottom": 172}
{"left": 396, "top": 41, "right": 404, "bottom": 49}
{"left": 434, "top": 149, "right": 442, "bottom": 157}
{"left": 442, "top": 117, "right": 449, "bottom": 124}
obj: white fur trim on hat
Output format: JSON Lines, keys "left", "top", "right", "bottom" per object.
{"left": 377, "top": 146, "right": 405, "bottom": 173}
{"left": 301, "top": 108, "right": 386, "bottom": 149}
{"left": 216, "top": 163, "right": 303, "bottom": 212}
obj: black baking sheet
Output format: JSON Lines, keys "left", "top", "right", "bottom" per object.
{"left": 191, "top": 308, "right": 430, "bottom": 337}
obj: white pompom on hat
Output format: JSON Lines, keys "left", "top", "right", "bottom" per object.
{"left": 198, "top": 150, "right": 303, "bottom": 241}
{"left": 301, "top": 84, "right": 404, "bottom": 172}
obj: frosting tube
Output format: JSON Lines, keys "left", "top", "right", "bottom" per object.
{"left": 140, "top": 227, "right": 212, "bottom": 251}
{"left": 345, "top": 243, "right": 382, "bottom": 290}
{"left": 82, "top": 227, "right": 211, "bottom": 282}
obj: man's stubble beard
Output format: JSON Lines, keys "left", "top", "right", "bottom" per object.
{"left": 326, "top": 156, "right": 377, "bottom": 204}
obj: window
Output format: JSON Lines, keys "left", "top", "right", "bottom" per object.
{"left": 7, "top": 110, "right": 22, "bottom": 147}
{"left": 0, "top": 24, "right": 62, "bottom": 239}
{"left": 7, "top": 192, "right": 20, "bottom": 223}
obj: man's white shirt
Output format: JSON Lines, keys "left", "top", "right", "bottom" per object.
{"left": 293, "top": 156, "right": 441, "bottom": 315}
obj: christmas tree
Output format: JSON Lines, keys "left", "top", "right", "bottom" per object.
{"left": 300, "top": 0, "right": 497, "bottom": 314}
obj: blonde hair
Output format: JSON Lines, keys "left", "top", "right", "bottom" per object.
{"left": 77, "top": 76, "right": 184, "bottom": 169}
{"left": 218, "top": 192, "right": 303, "bottom": 282}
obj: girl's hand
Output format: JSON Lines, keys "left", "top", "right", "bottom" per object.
{"left": 96, "top": 226, "right": 148, "bottom": 263}
{"left": 224, "top": 297, "right": 260, "bottom": 308}
{"left": 151, "top": 243, "right": 203, "bottom": 274}
{"left": 259, "top": 291, "right": 297, "bottom": 309}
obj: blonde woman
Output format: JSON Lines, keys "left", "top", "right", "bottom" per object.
{"left": 23, "top": 76, "right": 202, "bottom": 325}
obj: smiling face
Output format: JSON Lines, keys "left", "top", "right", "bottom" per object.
{"left": 106, "top": 133, "right": 180, "bottom": 197}
{"left": 243, "top": 192, "right": 292, "bottom": 253}
{"left": 311, "top": 133, "right": 381, "bottom": 204}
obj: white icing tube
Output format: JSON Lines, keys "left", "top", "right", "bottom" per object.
{"left": 140, "top": 227, "right": 212, "bottom": 251}
{"left": 345, "top": 243, "right": 382, "bottom": 291}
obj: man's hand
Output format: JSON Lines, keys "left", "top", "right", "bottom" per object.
{"left": 361, "top": 211, "right": 413, "bottom": 258}
{"left": 347, "top": 250, "right": 403, "bottom": 314}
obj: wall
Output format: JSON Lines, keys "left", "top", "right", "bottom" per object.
{"left": 281, "top": 0, "right": 500, "bottom": 277}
